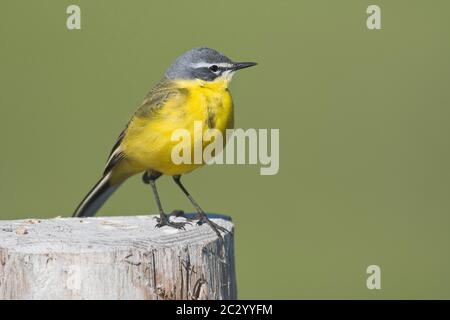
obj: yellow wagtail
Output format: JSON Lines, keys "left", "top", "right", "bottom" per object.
{"left": 73, "top": 47, "right": 256, "bottom": 236}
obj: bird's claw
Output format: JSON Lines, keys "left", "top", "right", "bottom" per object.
{"left": 154, "top": 214, "right": 190, "bottom": 230}
{"left": 152, "top": 212, "right": 229, "bottom": 238}
{"left": 197, "top": 215, "right": 229, "bottom": 237}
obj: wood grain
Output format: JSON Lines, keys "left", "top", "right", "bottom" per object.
{"left": 0, "top": 215, "right": 236, "bottom": 300}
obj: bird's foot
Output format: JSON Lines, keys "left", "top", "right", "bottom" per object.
{"left": 197, "top": 213, "right": 229, "bottom": 238}
{"left": 154, "top": 214, "right": 189, "bottom": 230}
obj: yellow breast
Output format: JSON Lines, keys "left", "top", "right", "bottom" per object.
{"left": 120, "top": 78, "right": 234, "bottom": 176}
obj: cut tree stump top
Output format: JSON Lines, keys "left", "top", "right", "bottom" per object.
{"left": 0, "top": 214, "right": 233, "bottom": 253}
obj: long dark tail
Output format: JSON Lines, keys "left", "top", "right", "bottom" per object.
{"left": 73, "top": 174, "right": 120, "bottom": 217}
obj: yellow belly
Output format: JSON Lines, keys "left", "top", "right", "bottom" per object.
{"left": 119, "top": 79, "right": 234, "bottom": 176}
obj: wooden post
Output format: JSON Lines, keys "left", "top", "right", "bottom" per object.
{"left": 0, "top": 215, "right": 236, "bottom": 300}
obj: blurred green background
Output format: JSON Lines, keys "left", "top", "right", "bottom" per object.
{"left": 1, "top": 0, "right": 450, "bottom": 299}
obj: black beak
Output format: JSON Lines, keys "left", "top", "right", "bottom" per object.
{"left": 231, "top": 62, "right": 258, "bottom": 71}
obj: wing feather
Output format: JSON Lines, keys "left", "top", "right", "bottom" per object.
{"left": 103, "top": 79, "right": 182, "bottom": 174}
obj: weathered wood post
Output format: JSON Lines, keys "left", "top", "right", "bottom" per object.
{"left": 0, "top": 215, "right": 236, "bottom": 300}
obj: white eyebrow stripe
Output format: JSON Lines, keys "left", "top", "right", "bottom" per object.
{"left": 190, "top": 62, "right": 233, "bottom": 69}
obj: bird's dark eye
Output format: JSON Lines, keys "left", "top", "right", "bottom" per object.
{"left": 209, "top": 65, "right": 219, "bottom": 72}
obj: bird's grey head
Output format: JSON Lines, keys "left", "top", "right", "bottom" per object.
{"left": 165, "top": 47, "right": 257, "bottom": 81}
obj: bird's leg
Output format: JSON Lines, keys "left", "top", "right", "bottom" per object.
{"left": 172, "top": 175, "right": 228, "bottom": 238}
{"left": 144, "top": 174, "right": 191, "bottom": 220}
{"left": 142, "top": 171, "right": 188, "bottom": 230}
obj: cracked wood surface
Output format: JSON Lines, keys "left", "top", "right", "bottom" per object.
{"left": 0, "top": 215, "right": 236, "bottom": 300}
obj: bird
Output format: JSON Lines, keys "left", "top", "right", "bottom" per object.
{"left": 73, "top": 47, "right": 257, "bottom": 237}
